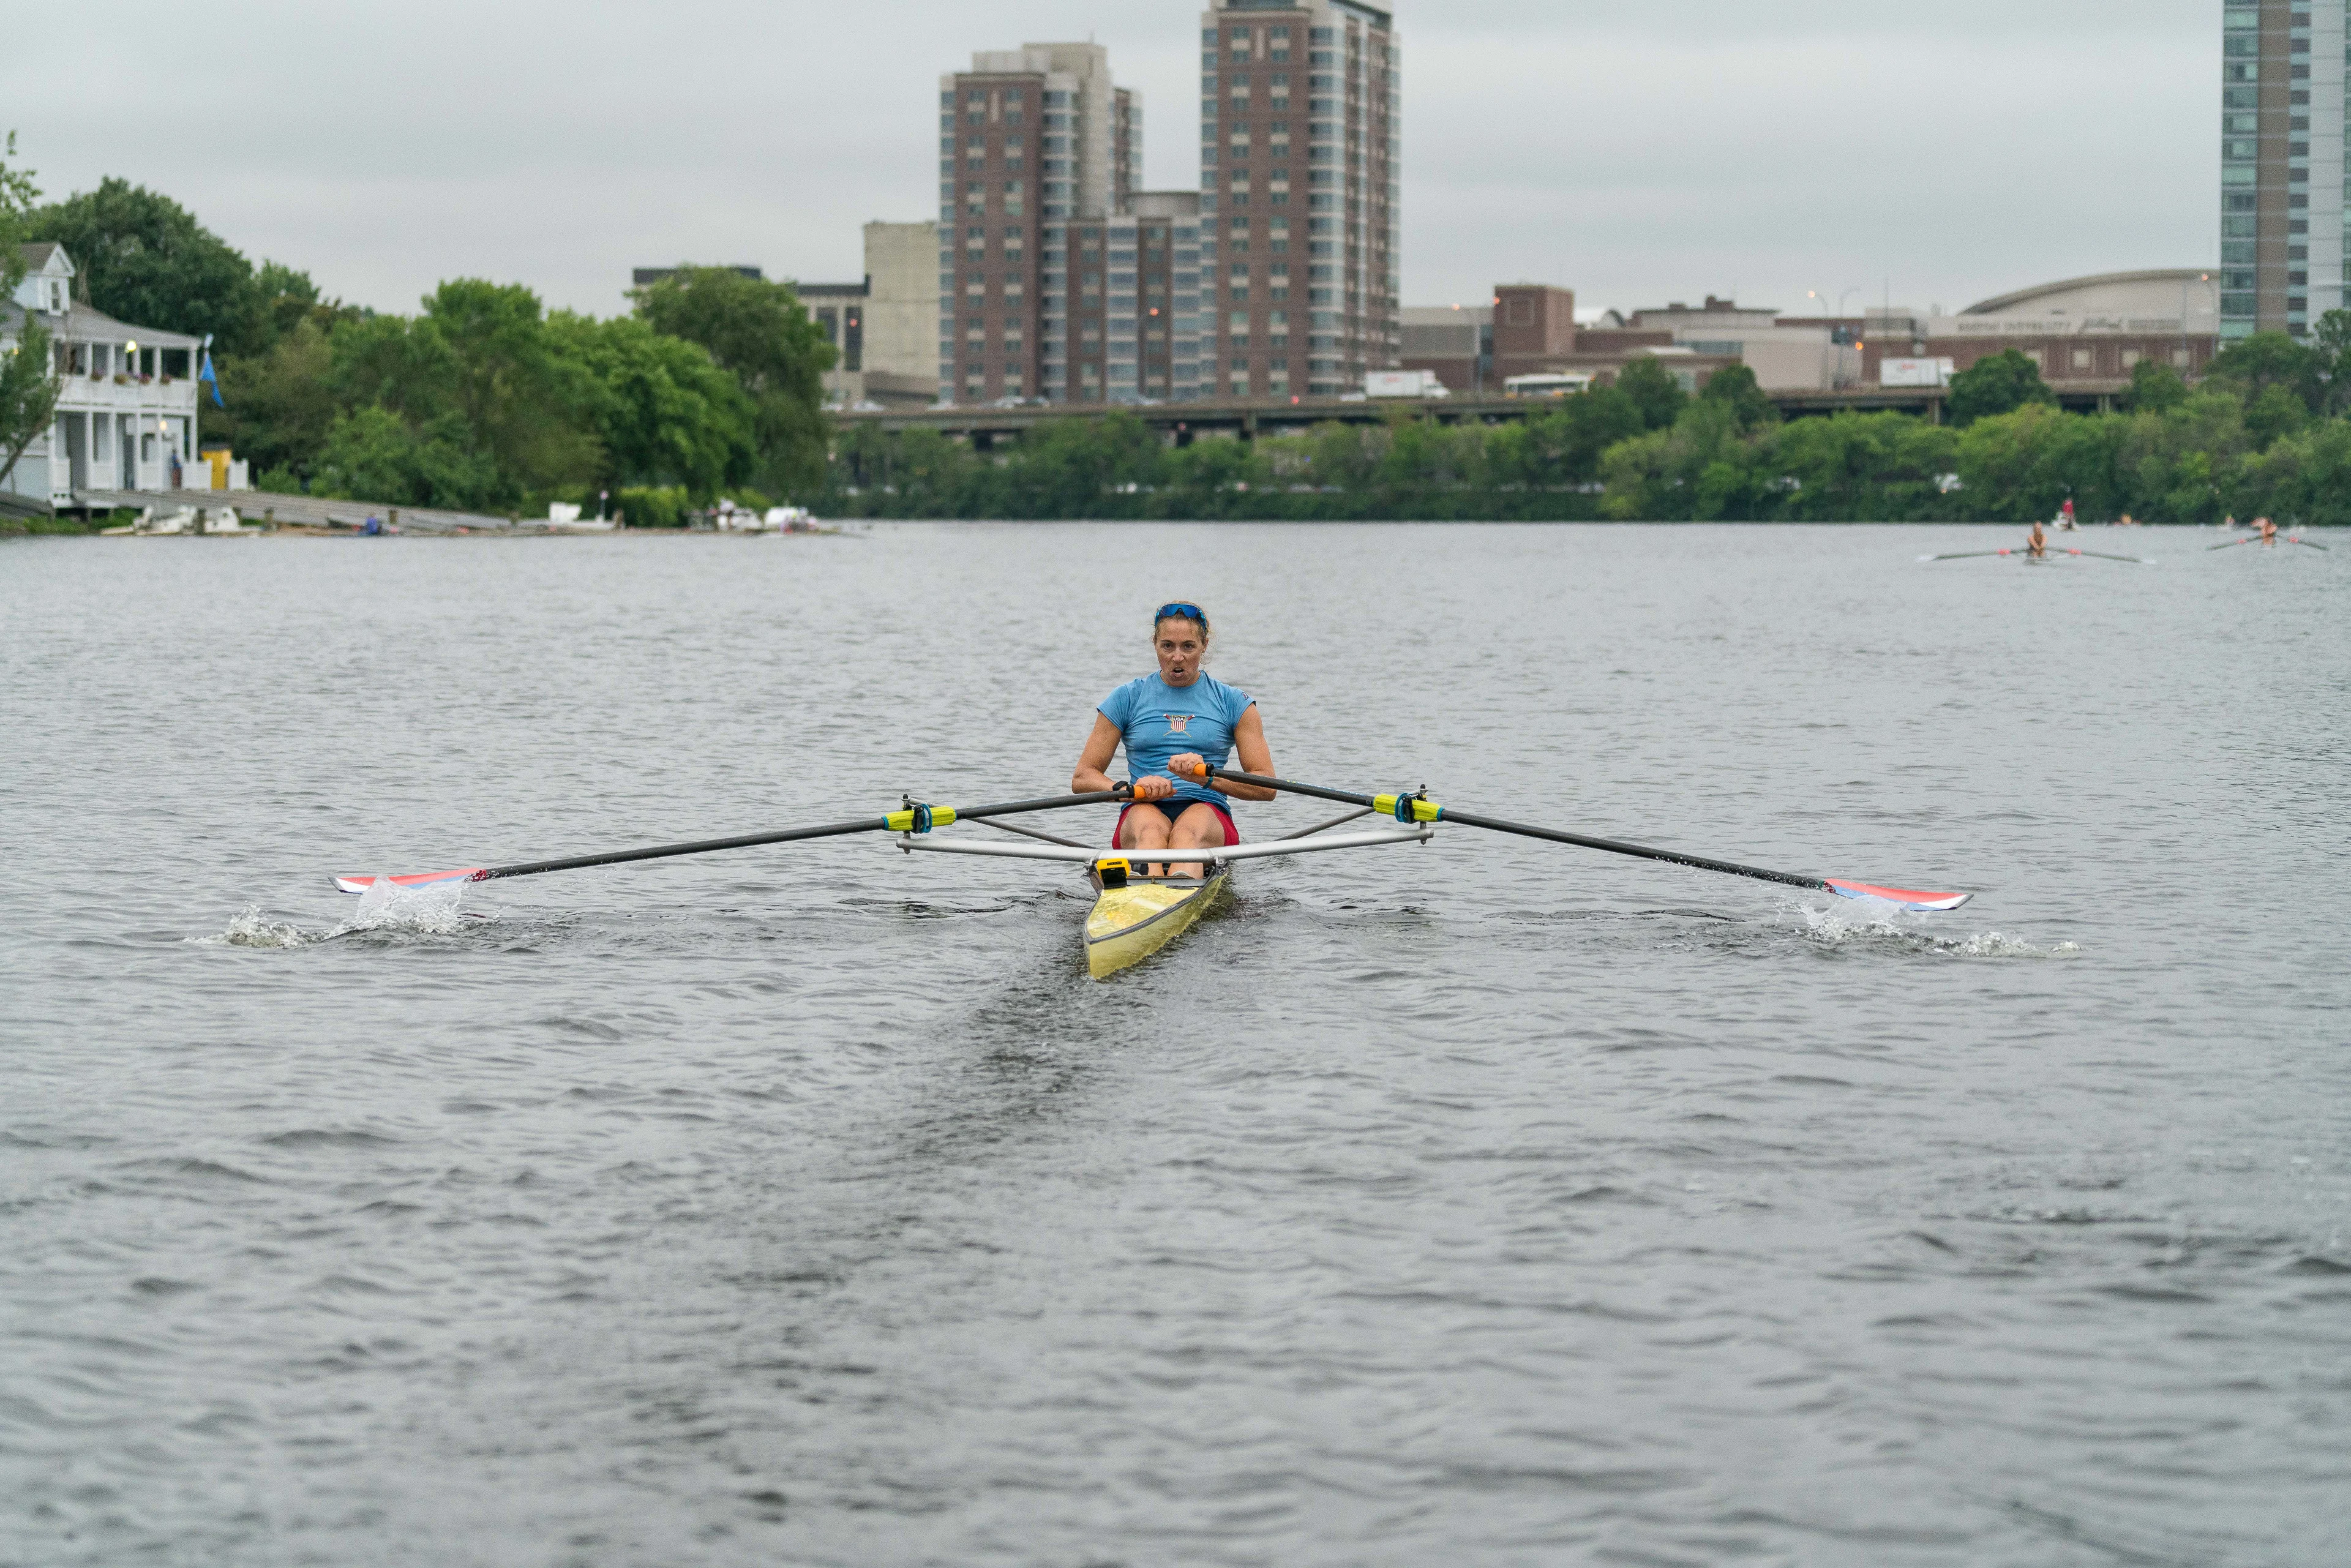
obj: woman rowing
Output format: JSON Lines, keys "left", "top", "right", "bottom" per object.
{"left": 2025, "top": 518, "right": 2047, "bottom": 559}
{"left": 1073, "top": 602, "right": 1277, "bottom": 876}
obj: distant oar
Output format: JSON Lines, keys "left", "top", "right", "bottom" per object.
{"left": 2060, "top": 548, "right": 2155, "bottom": 565}
{"left": 2291, "top": 535, "right": 2330, "bottom": 550}
{"left": 1183, "top": 767, "right": 1971, "bottom": 912}
{"left": 2208, "top": 537, "right": 2255, "bottom": 552}
{"left": 332, "top": 789, "right": 1130, "bottom": 893}
{"left": 1919, "top": 548, "right": 2023, "bottom": 562}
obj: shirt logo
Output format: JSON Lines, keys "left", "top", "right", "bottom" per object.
{"left": 1166, "top": 714, "right": 1193, "bottom": 734}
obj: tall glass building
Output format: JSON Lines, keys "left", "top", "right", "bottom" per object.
{"left": 1199, "top": 0, "right": 1401, "bottom": 398}
{"left": 2221, "top": 2, "right": 2348, "bottom": 339}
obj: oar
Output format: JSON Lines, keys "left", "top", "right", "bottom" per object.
{"left": 2208, "top": 537, "right": 2254, "bottom": 552}
{"left": 1919, "top": 548, "right": 2022, "bottom": 562}
{"left": 2061, "top": 548, "right": 2155, "bottom": 565}
{"left": 2290, "top": 536, "right": 2330, "bottom": 550}
{"left": 332, "top": 789, "right": 1131, "bottom": 893}
{"left": 1181, "top": 765, "right": 1971, "bottom": 912}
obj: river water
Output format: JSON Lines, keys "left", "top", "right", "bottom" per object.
{"left": 2, "top": 523, "right": 2346, "bottom": 1567}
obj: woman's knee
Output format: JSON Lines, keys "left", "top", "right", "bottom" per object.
{"left": 1172, "top": 806, "right": 1228, "bottom": 847}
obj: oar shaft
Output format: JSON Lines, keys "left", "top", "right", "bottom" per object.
{"left": 1433, "top": 806, "right": 1826, "bottom": 891}
{"left": 1199, "top": 768, "right": 1826, "bottom": 892}
{"left": 479, "top": 789, "right": 1130, "bottom": 882}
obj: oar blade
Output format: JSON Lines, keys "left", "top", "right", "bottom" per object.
{"left": 1823, "top": 877, "right": 1971, "bottom": 912}
{"left": 334, "top": 868, "right": 485, "bottom": 895}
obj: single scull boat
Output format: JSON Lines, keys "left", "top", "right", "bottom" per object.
{"left": 332, "top": 773, "right": 1970, "bottom": 979}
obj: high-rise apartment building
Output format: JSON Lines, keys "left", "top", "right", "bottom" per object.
{"left": 2220, "top": 2, "right": 2349, "bottom": 339}
{"left": 1107, "top": 192, "right": 1209, "bottom": 402}
{"left": 939, "top": 44, "right": 1145, "bottom": 404}
{"left": 1199, "top": 0, "right": 1400, "bottom": 399}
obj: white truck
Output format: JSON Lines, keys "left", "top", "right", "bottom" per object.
{"left": 1880, "top": 357, "right": 1955, "bottom": 389}
{"left": 1362, "top": 370, "right": 1452, "bottom": 399}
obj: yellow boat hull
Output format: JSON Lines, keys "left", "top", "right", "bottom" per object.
{"left": 1084, "top": 871, "right": 1228, "bottom": 979}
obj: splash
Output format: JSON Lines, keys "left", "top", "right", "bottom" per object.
{"left": 1790, "top": 897, "right": 2076, "bottom": 959}
{"left": 195, "top": 879, "right": 476, "bottom": 948}
{"left": 347, "top": 874, "right": 470, "bottom": 935}
{"left": 201, "top": 906, "right": 319, "bottom": 948}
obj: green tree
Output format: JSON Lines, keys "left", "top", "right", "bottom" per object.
{"left": 1763, "top": 412, "right": 1961, "bottom": 522}
{"left": 312, "top": 404, "right": 500, "bottom": 509}
{"left": 2122, "top": 358, "right": 2189, "bottom": 413}
{"left": 546, "top": 312, "right": 756, "bottom": 498}
{"left": 634, "top": 266, "right": 836, "bottom": 496}
{"left": 2235, "top": 416, "right": 2351, "bottom": 525}
{"left": 2203, "top": 329, "right": 2322, "bottom": 412}
{"left": 1612, "top": 356, "right": 1687, "bottom": 430}
{"left": 2311, "top": 308, "right": 2351, "bottom": 415}
{"left": 1698, "top": 362, "right": 1777, "bottom": 431}
{"left": 1599, "top": 399, "right": 1767, "bottom": 520}
{"left": 1946, "top": 348, "right": 2056, "bottom": 427}
{"left": 2115, "top": 389, "right": 2248, "bottom": 523}
{"left": 1952, "top": 402, "right": 2128, "bottom": 521}
{"left": 330, "top": 280, "right": 601, "bottom": 505}
{"left": 2243, "top": 381, "right": 2308, "bottom": 451}
{"left": 989, "top": 410, "right": 1166, "bottom": 517}
{"left": 1491, "top": 386, "right": 1644, "bottom": 489}
{"left": 0, "top": 132, "right": 61, "bottom": 499}
{"left": 24, "top": 176, "right": 268, "bottom": 355}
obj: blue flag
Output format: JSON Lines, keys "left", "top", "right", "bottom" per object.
{"left": 199, "top": 350, "right": 223, "bottom": 408}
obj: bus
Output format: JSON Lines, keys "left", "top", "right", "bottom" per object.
{"left": 1503, "top": 373, "right": 1594, "bottom": 399}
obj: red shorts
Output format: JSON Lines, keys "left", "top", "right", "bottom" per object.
{"left": 1114, "top": 798, "right": 1238, "bottom": 849}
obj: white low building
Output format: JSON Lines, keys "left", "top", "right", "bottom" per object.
{"left": 4, "top": 243, "right": 207, "bottom": 509}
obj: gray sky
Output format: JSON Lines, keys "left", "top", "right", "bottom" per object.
{"left": 13, "top": 1, "right": 2216, "bottom": 321}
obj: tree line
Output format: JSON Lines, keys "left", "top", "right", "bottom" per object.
{"left": 1, "top": 139, "right": 836, "bottom": 520}
{"left": 820, "top": 341, "right": 2351, "bottom": 525}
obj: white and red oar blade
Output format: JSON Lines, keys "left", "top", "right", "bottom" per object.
{"left": 332, "top": 868, "right": 484, "bottom": 895}
{"left": 1824, "top": 878, "right": 1971, "bottom": 913}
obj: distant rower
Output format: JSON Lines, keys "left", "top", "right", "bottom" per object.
{"left": 1073, "top": 602, "right": 1278, "bottom": 876}
{"left": 2026, "top": 519, "right": 2048, "bottom": 559}
{"left": 2258, "top": 516, "right": 2279, "bottom": 547}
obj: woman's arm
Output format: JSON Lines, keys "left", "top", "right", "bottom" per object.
{"left": 1224, "top": 705, "right": 1278, "bottom": 800}
{"left": 1076, "top": 711, "right": 1160, "bottom": 797}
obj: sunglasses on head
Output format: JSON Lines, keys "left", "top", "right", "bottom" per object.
{"left": 1155, "top": 602, "right": 1207, "bottom": 628}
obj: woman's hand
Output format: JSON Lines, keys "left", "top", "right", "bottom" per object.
{"left": 1134, "top": 775, "right": 1177, "bottom": 801}
{"left": 1167, "top": 753, "right": 1207, "bottom": 783}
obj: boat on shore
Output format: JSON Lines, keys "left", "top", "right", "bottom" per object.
{"left": 705, "top": 502, "right": 839, "bottom": 535}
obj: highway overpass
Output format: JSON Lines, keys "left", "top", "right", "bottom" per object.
{"left": 834, "top": 381, "right": 2134, "bottom": 448}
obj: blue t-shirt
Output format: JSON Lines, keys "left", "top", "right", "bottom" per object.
{"left": 1100, "top": 673, "right": 1255, "bottom": 809}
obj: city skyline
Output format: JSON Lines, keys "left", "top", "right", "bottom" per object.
{"left": 11, "top": 1, "right": 2217, "bottom": 323}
